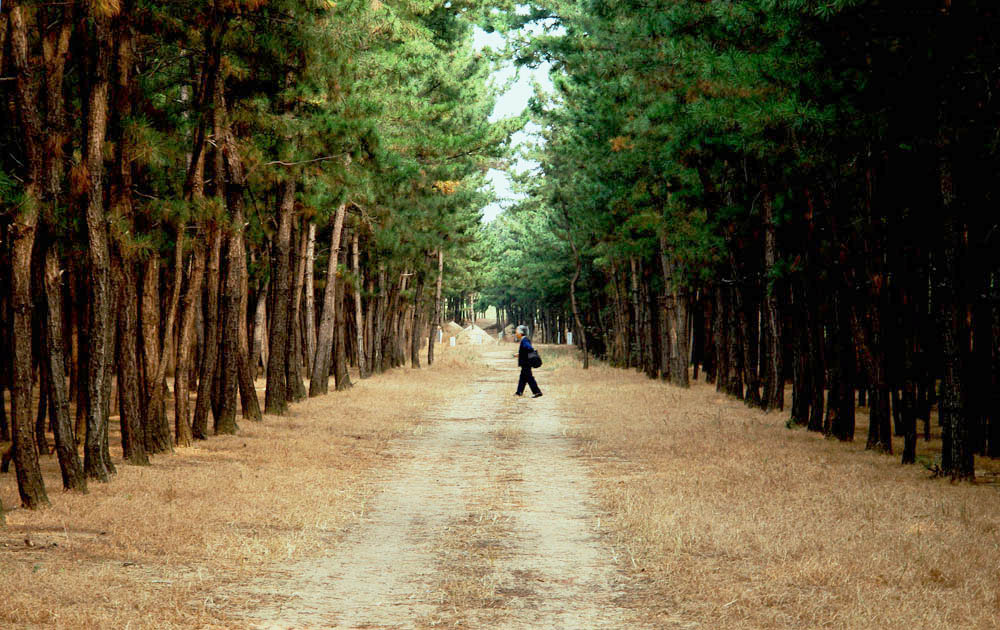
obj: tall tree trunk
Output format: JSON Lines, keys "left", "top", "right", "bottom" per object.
{"left": 285, "top": 220, "right": 308, "bottom": 402}
{"left": 387, "top": 273, "right": 408, "bottom": 370}
{"left": 935, "top": 147, "right": 972, "bottom": 479}
{"left": 304, "top": 223, "right": 317, "bottom": 374}
{"left": 110, "top": 10, "right": 150, "bottom": 465}
{"left": 192, "top": 227, "right": 222, "bottom": 437}
{"left": 138, "top": 259, "right": 160, "bottom": 453}
{"left": 365, "top": 275, "right": 375, "bottom": 375}
{"left": 569, "top": 239, "right": 590, "bottom": 369}
{"left": 731, "top": 272, "right": 761, "bottom": 406}
{"left": 82, "top": 6, "right": 115, "bottom": 482}
{"left": 309, "top": 204, "right": 347, "bottom": 396}
{"left": 236, "top": 241, "right": 260, "bottom": 421}
{"left": 252, "top": 283, "right": 268, "bottom": 378}
{"left": 215, "top": 222, "right": 241, "bottom": 435}
{"left": 7, "top": 2, "right": 50, "bottom": 507}
{"left": 74, "top": 266, "right": 89, "bottom": 447}
{"left": 114, "top": 263, "right": 149, "bottom": 465}
{"left": 373, "top": 265, "right": 387, "bottom": 374}
{"left": 629, "top": 258, "right": 642, "bottom": 370}
{"left": 427, "top": 250, "right": 444, "bottom": 367}
{"left": 143, "top": 232, "right": 183, "bottom": 453}
{"left": 174, "top": 248, "right": 206, "bottom": 447}
{"left": 265, "top": 181, "right": 294, "bottom": 414}
{"left": 410, "top": 277, "right": 424, "bottom": 368}
{"left": 640, "top": 272, "right": 659, "bottom": 379}
{"left": 43, "top": 247, "right": 87, "bottom": 491}
{"left": 354, "top": 233, "right": 368, "bottom": 377}
{"left": 828, "top": 287, "right": 856, "bottom": 441}
{"left": 139, "top": 258, "right": 170, "bottom": 453}
{"left": 761, "top": 187, "right": 784, "bottom": 410}
{"left": 333, "top": 249, "right": 353, "bottom": 391}
{"left": 660, "top": 236, "right": 689, "bottom": 387}
{"left": 216, "top": 130, "right": 260, "bottom": 430}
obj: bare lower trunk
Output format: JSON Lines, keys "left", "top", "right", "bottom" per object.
{"left": 333, "top": 250, "right": 353, "bottom": 391}
{"left": 761, "top": 187, "right": 784, "bottom": 410}
{"left": 285, "top": 220, "right": 308, "bottom": 402}
{"left": 7, "top": 3, "right": 49, "bottom": 507}
{"left": 660, "top": 238, "right": 690, "bottom": 387}
{"left": 220, "top": 130, "right": 260, "bottom": 425}
{"left": 174, "top": 248, "right": 205, "bottom": 447}
{"left": 139, "top": 258, "right": 160, "bottom": 453}
{"left": 43, "top": 247, "right": 87, "bottom": 491}
{"left": 304, "top": 223, "right": 317, "bottom": 374}
{"left": 310, "top": 204, "right": 347, "bottom": 396}
{"left": 82, "top": 8, "right": 115, "bottom": 483}
{"left": 192, "top": 227, "right": 222, "bottom": 437}
{"left": 427, "top": 250, "right": 443, "bottom": 366}
{"left": 568, "top": 240, "right": 589, "bottom": 369}
{"left": 365, "top": 276, "right": 375, "bottom": 376}
{"left": 373, "top": 266, "right": 387, "bottom": 373}
{"left": 139, "top": 257, "right": 172, "bottom": 453}
{"left": 115, "top": 263, "right": 149, "bottom": 465}
{"left": 252, "top": 283, "right": 268, "bottom": 378}
{"left": 216, "top": 225, "right": 241, "bottom": 435}
{"left": 936, "top": 147, "right": 973, "bottom": 479}
{"left": 265, "top": 181, "right": 294, "bottom": 414}
{"left": 410, "top": 278, "right": 424, "bottom": 368}
{"left": 353, "top": 232, "right": 368, "bottom": 377}
{"left": 236, "top": 233, "right": 260, "bottom": 421}
{"left": 144, "top": 232, "right": 183, "bottom": 453}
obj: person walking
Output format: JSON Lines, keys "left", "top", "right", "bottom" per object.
{"left": 514, "top": 325, "right": 542, "bottom": 398}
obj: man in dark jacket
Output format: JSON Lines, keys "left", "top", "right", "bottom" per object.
{"left": 514, "top": 325, "right": 542, "bottom": 398}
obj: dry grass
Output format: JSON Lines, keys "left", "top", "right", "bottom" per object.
{"left": 0, "top": 345, "right": 476, "bottom": 629}
{"left": 551, "top": 357, "right": 1000, "bottom": 630}
{"left": 422, "top": 505, "right": 511, "bottom": 629}
{"left": 420, "top": 397, "right": 526, "bottom": 629}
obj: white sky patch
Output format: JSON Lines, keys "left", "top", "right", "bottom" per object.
{"left": 473, "top": 20, "right": 556, "bottom": 222}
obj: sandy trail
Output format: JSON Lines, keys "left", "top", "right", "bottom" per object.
{"left": 251, "top": 349, "right": 629, "bottom": 629}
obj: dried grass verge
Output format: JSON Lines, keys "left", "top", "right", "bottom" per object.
{"left": 552, "top": 357, "right": 1000, "bottom": 630}
{"left": 0, "top": 347, "right": 475, "bottom": 629}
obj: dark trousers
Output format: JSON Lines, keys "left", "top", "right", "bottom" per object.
{"left": 516, "top": 367, "right": 541, "bottom": 396}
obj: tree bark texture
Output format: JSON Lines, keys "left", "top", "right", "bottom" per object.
{"left": 192, "top": 227, "right": 222, "bottom": 437}
{"left": 7, "top": 2, "right": 51, "bottom": 507}
{"left": 43, "top": 247, "right": 87, "bottom": 491}
{"left": 935, "top": 148, "right": 973, "bottom": 479}
{"left": 265, "top": 180, "right": 294, "bottom": 414}
{"left": 333, "top": 249, "right": 353, "bottom": 391}
{"left": 761, "top": 187, "right": 784, "bottom": 410}
{"left": 410, "top": 277, "right": 424, "bottom": 368}
{"left": 310, "top": 204, "right": 347, "bottom": 396}
{"left": 427, "top": 250, "right": 444, "bottom": 367}
{"left": 82, "top": 8, "right": 115, "bottom": 482}
{"left": 304, "top": 222, "right": 317, "bottom": 375}
{"left": 285, "top": 220, "right": 308, "bottom": 402}
{"left": 569, "top": 239, "right": 590, "bottom": 369}
{"left": 354, "top": 232, "right": 369, "bottom": 377}
{"left": 114, "top": 263, "right": 150, "bottom": 465}
{"left": 174, "top": 247, "right": 206, "bottom": 447}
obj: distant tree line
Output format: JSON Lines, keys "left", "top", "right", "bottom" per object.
{"left": 0, "top": 0, "right": 509, "bottom": 518}
{"left": 481, "top": 0, "right": 1000, "bottom": 480}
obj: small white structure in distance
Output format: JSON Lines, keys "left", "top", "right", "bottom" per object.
{"left": 567, "top": 331, "right": 573, "bottom": 345}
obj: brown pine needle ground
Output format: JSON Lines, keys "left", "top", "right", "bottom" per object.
{"left": 545, "top": 347, "right": 1000, "bottom": 630}
{"left": 0, "top": 349, "right": 477, "bottom": 629}
{"left": 3, "top": 344, "right": 999, "bottom": 629}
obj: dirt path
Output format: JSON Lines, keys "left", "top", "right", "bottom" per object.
{"left": 250, "top": 349, "right": 630, "bottom": 629}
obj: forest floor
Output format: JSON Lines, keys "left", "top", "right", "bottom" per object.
{"left": 3, "top": 344, "right": 1000, "bottom": 629}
